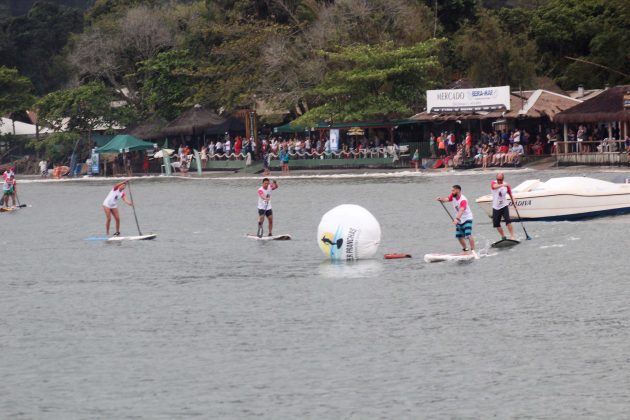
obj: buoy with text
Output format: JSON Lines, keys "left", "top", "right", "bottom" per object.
{"left": 317, "top": 204, "right": 381, "bottom": 261}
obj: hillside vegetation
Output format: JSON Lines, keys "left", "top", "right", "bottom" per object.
{"left": 0, "top": 0, "right": 628, "bottom": 127}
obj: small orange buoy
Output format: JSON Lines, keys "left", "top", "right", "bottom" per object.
{"left": 384, "top": 253, "right": 412, "bottom": 259}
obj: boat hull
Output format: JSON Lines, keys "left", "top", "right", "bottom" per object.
{"left": 476, "top": 193, "right": 630, "bottom": 221}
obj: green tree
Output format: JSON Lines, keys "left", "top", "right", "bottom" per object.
{"left": 0, "top": 66, "right": 35, "bottom": 115}
{"left": 36, "top": 82, "right": 133, "bottom": 147}
{"left": 0, "top": 66, "right": 35, "bottom": 137}
{"left": 292, "top": 39, "right": 444, "bottom": 126}
{"left": 0, "top": 1, "right": 83, "bottom": 94}
{"left": 27, "top": 131, "right": 80, "bottom": 164}
{"left": 190, "top": 20, "right": 284, "bottom": 111}
{"left": 422, "top": 0, "right": 480, "bottom": 34}
{"left": 530, "top": 0, "right": 630, "bottom": 88}
{"left": 454, "top": 9, "right": 537, "bottom": 88}
{"left": 135, "top": 49, "right": 197, "bottom": 120}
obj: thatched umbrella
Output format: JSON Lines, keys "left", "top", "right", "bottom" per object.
{"left": 554, "top": 85, "right": 630, "bottom": 124}
{"left": 162, "top": 104, "right": 227, "bottom": 137}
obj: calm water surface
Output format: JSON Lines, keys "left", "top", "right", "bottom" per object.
{"left": 2, "top": 169, "right": 630, "bottom": 418}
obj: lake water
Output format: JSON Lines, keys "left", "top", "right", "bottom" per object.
{"left": 2, "top": 169, "right": 630, "bottom": 418}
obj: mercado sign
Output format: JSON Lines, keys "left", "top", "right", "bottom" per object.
{"left": 427, "top": 86, "right": 511, "bottom": 113}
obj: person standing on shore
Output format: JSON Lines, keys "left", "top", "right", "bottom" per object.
{"left": 279, "top": 146, "right": 289, "bottom": 175}
{"left": 491, "top": 172, "right": 515, "bottom": 240}
{"left": 437, "top": 185, "right": 475, "bottom": 252}
{"left": 39, "top": 159, "right": 48, "bottom": 178}
{"left": 257, "top": 178, "right": 278, "bottom": 237}
{"left": 102, "top": 180, "right": 133, "bottom": 236}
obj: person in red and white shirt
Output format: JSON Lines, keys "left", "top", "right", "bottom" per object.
{"left": 257, "top": 178, "right": 278, "bottom": 237}
{"left": 491, "top": 172, "right": 515, "bottom": 240}
{"left": 437, "top": 185, "right": 475, "bottom": 252}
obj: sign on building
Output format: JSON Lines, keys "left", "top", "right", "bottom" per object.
{"left": 427, "top": 86, "right": 511, "bottom": 113}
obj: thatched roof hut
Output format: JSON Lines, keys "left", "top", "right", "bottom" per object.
{"left": 162, "top": 104, "right": 226, "bottom": 136}
{"left": 205, "top": 116, "right": 246, "bottom": 135}
{"left": 125, "top": 115, "right": 168, "bottom": 140}
{"left": 554, "top": 85, "right": 630, "bottom": 124}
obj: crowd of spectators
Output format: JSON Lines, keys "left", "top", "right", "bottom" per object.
{"left": 196, "top": 134, "right": 403, "bottom": 162}
{"left": 430, "top": 129, "right": 529, "bottom": 169}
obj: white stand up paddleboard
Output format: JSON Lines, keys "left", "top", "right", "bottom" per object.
{"left": 424, "top": 251, "right": 478, "bottom": 263}
{"left": 107, "top": 234, "right": 157, "bottom": 241}
{"left": 246, "top": 234, "right": 291, "bottom": 241}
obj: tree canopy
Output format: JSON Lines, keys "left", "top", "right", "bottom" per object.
{"left": 0, "top": 0, "right": 627, "bottom": 129}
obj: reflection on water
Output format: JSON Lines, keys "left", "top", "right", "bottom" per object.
{"left": 318, "top": 259, "right": 384, "bottom": 279}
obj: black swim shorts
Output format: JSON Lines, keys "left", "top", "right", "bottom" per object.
{"left": 492, "top": 206, "right": 511, "bottom": 228}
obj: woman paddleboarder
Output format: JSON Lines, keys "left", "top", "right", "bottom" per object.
{"left": 103, "top": 180, "right": 133, "bottom": 236}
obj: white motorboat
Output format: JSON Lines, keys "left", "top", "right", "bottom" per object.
{"left": 475, "top": 177, "right": 630, "bottom": 221}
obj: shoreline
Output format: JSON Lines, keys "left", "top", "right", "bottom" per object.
{"left": 15, "top": 163, "right": 630, "bottom": 184}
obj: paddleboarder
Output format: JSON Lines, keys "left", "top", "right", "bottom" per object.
{"left": 2, "top": 171, "right": 16, "bottom": 208}
{"left": 102, "top": 180, "right": 133, "bottom": 236}
{"left": 491, "top": 172, "right": 515, "bottom": 240}
{"left": 437, "top": 185, "right": 475, "bottom": 252}
{"left": 257, "top": 178, "right": 278, "bottom": 237}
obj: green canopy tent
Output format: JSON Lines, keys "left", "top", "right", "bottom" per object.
{"left": 95, "top": 134, "right": 157, "bottom": 154}
{"left": 273, "top": 122, "right": 310, "bottom": 134}
{"left": 94, "top": 134, "right": 157, "bottom": 176}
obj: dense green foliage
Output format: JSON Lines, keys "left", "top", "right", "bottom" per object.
{"left": 294, "top": 40, "right": 444, "bottom": 125}
{"left": 0, "top": 0, "right": 628, "bottom": 129}
{"left": 36, "top": 82, "right": 131, "bottom": 135}
{"left": 0, "top": 1, "right": 83, "bottom": 94}
{"left": 0, "top": 66, "right": 35, "bottom": 115}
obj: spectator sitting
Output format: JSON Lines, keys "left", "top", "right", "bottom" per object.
{"left": 481, "top": 144, "right": 492, "bottom": 169}
{"left": 531, "top": 137, "right": 543, "bottom": 155}
{"left": 453, "top": 145, "right": 464, "bottom": 168}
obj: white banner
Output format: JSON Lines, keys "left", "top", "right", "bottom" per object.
{"left": 427, "top": 86, "right": 511, "bottom": 113}
{"left": 329, "top": 129, "right": 339, "bottom": 152}
{"left": 91, "top": 149, "right": 99, "bottom": 174}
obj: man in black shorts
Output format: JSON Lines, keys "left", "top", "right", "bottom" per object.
{"left": 491, "top": 172, "right": 515, "bottom": 240}
{"left": 257, "top": 178, "right": 278, "bottom": 237}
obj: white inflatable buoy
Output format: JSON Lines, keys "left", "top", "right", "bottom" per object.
{"left": 317, "top": 204, "right": 381, "bottom": 261}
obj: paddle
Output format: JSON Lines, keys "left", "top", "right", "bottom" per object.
{"left": 439, "top": 200, "right": 454, "bottom": 222}
{"left": 511, "top": 199, "right": 531, "bottom": 240}
{"left": 126, "top": 181, "right": 143, "bottom": 236}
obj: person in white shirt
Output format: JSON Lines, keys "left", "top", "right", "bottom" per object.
{"left": 225, "top": 138, "right": 232, "bottom": 156}
{"left": 491, "top": 173, "right": 515, "bottom": 240}
{"left": 511, "top": 142, "right": 525, "bottom": 165}
{"left": 102, "top": 180, "right": 133, "bottom": 236}
{"left": 257, "top": 178, "right": 278, "bottom": 237}
{"left": 39, "top": 159, "right": 48, "bottom": 177}
{"left": 437, "top": 184, "right": 475, "bottom": 252}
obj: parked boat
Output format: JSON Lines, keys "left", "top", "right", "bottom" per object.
{"left": 475, "top": 176, "right": 630, "bottom": 221}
